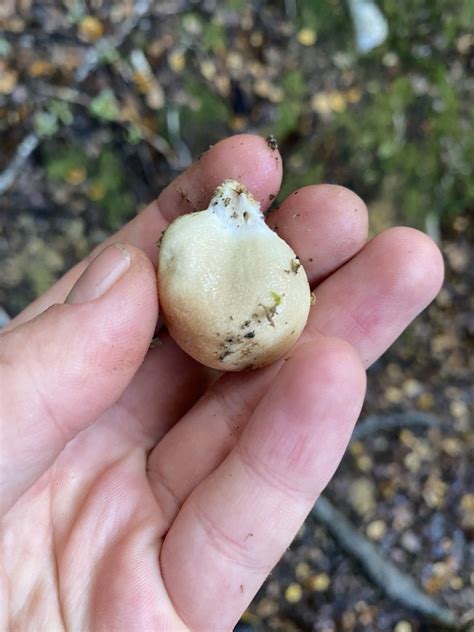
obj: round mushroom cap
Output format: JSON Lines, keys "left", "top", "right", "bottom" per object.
{"left": 158, "top": 180, "right": 311, "bottom": 371}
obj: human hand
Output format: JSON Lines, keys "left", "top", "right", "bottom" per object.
{"left": 1, "top": 135, "right": 443, "bottom": 631}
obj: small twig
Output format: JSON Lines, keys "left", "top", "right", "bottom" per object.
{"left": 0, "top": 134, "right": 40, "bottom": 196}
{"left": 75, "top": 0, "right": 154, "bottom": 82}
{"left": 166, "top": 107, "right": 193, "bottom": 168}
{"left": 352, "top": 411, "right": 438, "bottom": 442}
{"left": 312, "top": 495, "right": 458, "bottom": 629}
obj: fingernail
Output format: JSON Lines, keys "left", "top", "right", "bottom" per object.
{"left": 66, "top": 243, "right": 131, "bottom": 305}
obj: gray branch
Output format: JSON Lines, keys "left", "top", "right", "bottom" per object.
{"left": 313, "top": 495, "right": 457, "bottom": 628}
{"left": 352, "top": 410, "right": 438, "bottom": 442}
{"left": 0, "top": 134, "right": 39, "bottom": 196}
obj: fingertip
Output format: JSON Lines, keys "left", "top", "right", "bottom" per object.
{"left": 371, "top": 227, "right": 445, "bottom": 304}
{"left": 195, "top": 133, "right": 283, "bottom": 209}
{"left": 157, "top": 134, "right": 283, "bottom": 220}
{"left": 270, "top": 184, "right": 369, "bottom": 283}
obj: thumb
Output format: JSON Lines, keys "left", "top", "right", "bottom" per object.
{"left": 0, "top": 243, "right": 158, "bottom": 515}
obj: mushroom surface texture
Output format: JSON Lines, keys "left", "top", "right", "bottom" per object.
{"left": 158, "top": 180, "right": 311, "bottom": 371}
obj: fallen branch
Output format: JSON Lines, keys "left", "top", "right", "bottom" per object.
{"left": 75, "top": 0, "right": 154, "bottom": 82}
{"left": 312, "top": 495, "right": 458, "bottom": 629}
{"left": 352, "top": 410, "right": 438, "bottom": 442}
{"left": 0, "top": 134, "right": 39, "bottom": 196}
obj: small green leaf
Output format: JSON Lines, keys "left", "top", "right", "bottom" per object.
{"left": 90, "top": 89, "right": 120, "bottom": 121}
{"left": 34, "top": 111, "right": 59, "bottom": 137}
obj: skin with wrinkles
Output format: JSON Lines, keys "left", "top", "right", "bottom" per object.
{"left": 0, "top": 135, "right": 443, "bottom": 631}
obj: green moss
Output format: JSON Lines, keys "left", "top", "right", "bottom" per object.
{"left": 45, "top": 146, "right": 87, "bottom": 180}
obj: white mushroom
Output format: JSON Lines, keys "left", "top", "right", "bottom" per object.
{"left": 158, "top": 180, "right": 311, "bottom": 371}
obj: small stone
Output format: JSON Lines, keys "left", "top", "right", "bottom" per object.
{"left": 297, "top": 27, "right": 317, "bottom": 46}
{"left": 366, "top": 520, "right": 386, "bottom": 541}
{"left": 306, "top": 572, "right": 330, "bottom": 592}
{"left": 285, "top": 583, "right": 303, "bottom": 603}
{"left": 394, "top": 621, "right": 412, "bottom": 632}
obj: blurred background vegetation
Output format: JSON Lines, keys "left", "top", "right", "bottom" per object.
{"left": 0, "top": 1, "right": 472, "bottom": 630}
{"left": 0, "top": 0, "right": 473, "bottom": 312}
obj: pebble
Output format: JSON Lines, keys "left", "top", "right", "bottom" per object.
{"left": 394, "top": 622, "right": 412, "bottom": 632}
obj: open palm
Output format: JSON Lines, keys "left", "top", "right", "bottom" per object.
{"left": 1, "top": 135, "right": 443, "bottom": 631}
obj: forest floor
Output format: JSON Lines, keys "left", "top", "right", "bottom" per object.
{"left": 1, "top": 1, "right": 473, "bottom": 630}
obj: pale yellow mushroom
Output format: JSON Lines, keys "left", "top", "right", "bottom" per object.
{"left": 158, "top": 180, "right": 311, "bottom": 371}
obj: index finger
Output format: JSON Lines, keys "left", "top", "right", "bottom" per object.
{"left": 7, "top": 134, "right": 282, "bottom": 330}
